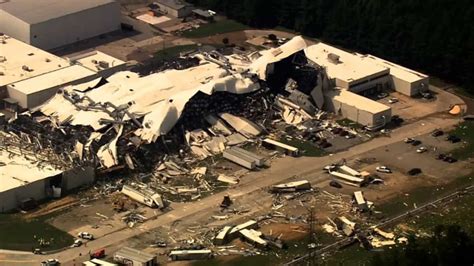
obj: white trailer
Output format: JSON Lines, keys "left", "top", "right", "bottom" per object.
{"left": 262, "top": 138, "right": 299, "bottom": 157}
{"left": 271, "top": 180, "right": 311, "bottom": 193}
{"left": 231, "top": 147, "right": 265, "bottom": 166}
{"left": 329, "top": 171, "right": 364, "bottom": 187}
{"left": 121, "top": 185, "right": 164, "bottom": 208}
{"left": 169, "top": 249, "right": 213, "bottom": 261}
{"left": 223, "top": 149, "right": 256, "bottom": 170}
{"left": 339, "top": 165, "right": 362, "bottom": 177}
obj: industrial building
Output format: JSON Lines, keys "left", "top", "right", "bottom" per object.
{"left": 305, "top": 43, "right": 391, "bottom": 94}
{"left": 68, "top": 51, "right": 127, "bottom": 78}
{"left": 155, "top": 0, "right": 194, "bottom": 18}
{"left": 0, "top": 148, "right": 95, "bottom": 212}
{"left": 362, "top": 54, "right": 430, "bottom": 96}
{"left": 7, "top": 65, "right": 97, "bottom": 109}
{"left": 305, "top": 43, "right": 430, "bottom": 97}
{"left": 1, "top": 35, "right": 126, "bottom": 109}
{"left": 324, "top": 88, "right": 391, "bottom": 130}
{"left": 0, "top": 0, "right": 121, "bottom": 50}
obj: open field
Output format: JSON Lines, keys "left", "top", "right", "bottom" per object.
{"left": 0, "top": 214, "right": 73, "bottom": 252}
{"left": 182, "top": 20, "right": 249, "bottom": 38}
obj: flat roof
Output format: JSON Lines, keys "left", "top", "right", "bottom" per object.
{"left": 9, "top": 65, "right": 97, "bottom": 95}
{"left": 0, "top": 148, "right": 62, "bottom": 193}
{"left": 115, "top": 247, "right": 155, "bottom": 263}
{"left": 304, "top": 43, "right": 389, "bottom": 84}
{"left": 327, "top": 88, "right": 391, "bottom": 114}
{"left": 69, "top": 51, "right": 126, "bottom": 73}
{"left": 156, "top": 0, "right": 192, "bottom": 10}
{"left": 362, "top": 54, "right": 429, "bottom": 83}
{"left": 0, "top": 35, "right": 70, "bottom": 87}
{"left": 0, "top": 0, "right": 117, "bottom": 24}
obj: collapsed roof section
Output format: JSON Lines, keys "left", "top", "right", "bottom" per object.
{"left": 38, "top": 36, "right": 308, "bottom": 143}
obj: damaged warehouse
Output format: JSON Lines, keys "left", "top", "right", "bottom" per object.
{"left": 0, "top": 36, "right": 397, "bottom": 211}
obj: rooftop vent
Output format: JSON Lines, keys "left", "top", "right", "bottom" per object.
{"left": 0, "top": 56, "right": 6, "bottom": 63}
{"left": 98, "top": 61, "right": 110, "bottom": 68}
{"left": 22, "top": 65, "right": 33, "bottom": 72}
{"left": 327, "top": 53, "right": 340, "bottom": 64}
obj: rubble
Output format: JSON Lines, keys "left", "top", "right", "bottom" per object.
{"left": 270, "top": 180, "right": 311, "bottom": 193}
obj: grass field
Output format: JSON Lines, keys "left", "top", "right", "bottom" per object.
{"left": 280, "top": 138, "right": 327, "bottom": 157}
{"left": 182, "top": 20, "right": 249, "bottom": 38}
{"left": 449, "top": 121, "right": 474, "bottom": 160}
{"left": 0, "top": 214, "right": 73, "bottom": 251}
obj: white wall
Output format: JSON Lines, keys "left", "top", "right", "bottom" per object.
{"left": 6, "top": 85, "right": 28, "bottom": 108}
{"left": 29, "top": 2, "right": 121, "bottom": 50}
{"left": 0, "top": 10, "right": 30, "bottom": 44}
{"left": 62, "top": 166, "right": 95, "bottom": 191}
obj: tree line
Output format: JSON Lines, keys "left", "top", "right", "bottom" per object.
{"left": 188, "top": 0, "right": 474, "bottom": 93}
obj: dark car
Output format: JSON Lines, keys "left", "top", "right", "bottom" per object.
{"left": 444, "top": 157, "right": 458, "bottom": 163}
{"left": 331, "top": 128, "right": 342, "bottom": 134}
{"left": 446, "top": 135, "right": 461, "bottom": 143}
{"left": 431, "top": 130, "right": 444, "bottom": 137}
{"left": 391, "top": 115, "right": 404, "bottom": 125}
{"left": 339, "top": 130, "right": 349, "bottom": 137}
{"left": 411, "top": 140, "right": 422, "bottom": 146}
{"left": 329, "top": 180, "right": 342, "bottom": 188}
{"left": 436, "top": 153, "right": 447, "bottom": 160}
{"left": 320, "top": 141, "right": 332, "bottom": 148}
{"left": 408, "top": 168, "right": 422, "bottom": 176}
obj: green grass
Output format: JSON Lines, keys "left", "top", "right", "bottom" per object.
{"left": 154, "top": 44, "right": 198, "bottom": 61}
{"left": 376, "top": 173, "right": 474, "bottom": 217}
{"left": 0, "top": 214, "right": 74, "bottom": 251}
{"left": 336, "top": 118, "right": 364, "bottom": 130}
{"left": 182, "top": 19, "right": 249, "bottom": 38}
{"left": 449, "top": 121, "right": 474, "bottom": 160}
{"left": 280, "top": 138, "right": 327, "bottom": 157}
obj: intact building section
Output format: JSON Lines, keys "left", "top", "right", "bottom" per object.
{"left": 324, "top": 88, "right": 392, "bottom": 130}
{"left": 68, "top": 51, "right": 127, "bottom": 78}
{"left": 7, "top": 65, "right": 97, "bottom": 109}
{"left": 155, "top": 0, "right": 194, "bottom": 18}
{"left": 362, "top": 54, "right": 430, "bottom": 96}
{"left": 305, "top": 43, "right": 391, "bottom": 95}
{"left": 0, "top": 0, "right": 121, "bottom": 50}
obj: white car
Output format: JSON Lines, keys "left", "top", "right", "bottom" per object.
{"left": 71, "top": 239, "right": 83, "bottom": 248}
{"left": 41, "top": 259, "right": 59, "bottom": 266}
{"left": 388, "top": 97, "right": 399, "bottom": 104}
{"left": 376, "top": 166, "right": 392, "bottom": 173}
{"left": 77, "top": 232, "right": 94, "bottom": 240}
{"left": 416, "top": 147, "right": 428, "bottom": 153}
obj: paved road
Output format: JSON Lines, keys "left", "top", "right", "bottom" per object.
{"left": 0, "top": 114, "right": 462, "bottom": 266}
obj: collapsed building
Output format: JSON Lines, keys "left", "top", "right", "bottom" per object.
{"left": 0, "top": 35, "right": 428, "bottom": 211}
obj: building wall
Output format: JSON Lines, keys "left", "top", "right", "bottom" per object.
{"left": 0, "top": 86, "right": 8, "bottom": 100}
{"left": 24, "top": 73, "right": 97, "bottom": 109}
{"left": 29, "top": 2, "right": 120, "bottom": 50}
{"left": 349, "top": 75, "right": 391, "bottom": 94}
{"left": 0, "top": 10, "right": 31, "bottom": 44}
{"left": 6, "top": 85, "right": 28, "bottom": 108}
{"left": 157, "top": 4, "right": 179, "bottom": 17}
{"left": 62, "top": 166, "right": 95, "bottom": 191}
{"left": 0, "top": 179, "right": 46, "bottom": 213}
{"left": 324, "top": 94, "right": 391, "bottom": 129}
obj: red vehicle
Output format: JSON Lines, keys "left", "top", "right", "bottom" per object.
{"left": 89, "top": 248, "right": 105, "bottom": 259}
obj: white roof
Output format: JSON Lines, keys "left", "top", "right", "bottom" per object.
{"left": 304, "top": 43, "right": 389, "bottom": 84}
{"left": 0, "top": 149, "right": 62, "bottom": 193}
{"left": 0, "top": 35, "right": 70, "bottom": 87}
{"left": 0, "top": 0, "right": 117, "bottom": 24}
{"left": 327, "top": 88, "right": 391, "bottom": 114}
{"left": 9, "top": 65, "right": 96, "bottom": 95}
{"left": 71, "top": 51, "right": 126, "bottom": 73}
{"left": 362, "top": 54, "right": 428, "bottom": 83}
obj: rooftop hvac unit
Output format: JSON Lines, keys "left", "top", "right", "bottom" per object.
{"left": 98, "top": 60, "right": 110, "bottom": 68}
{"left": 327, "top": 53, "right": 341, "bottom": 64}
{"left": 0, "top": 56, "right": 6, "bottom": 63}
